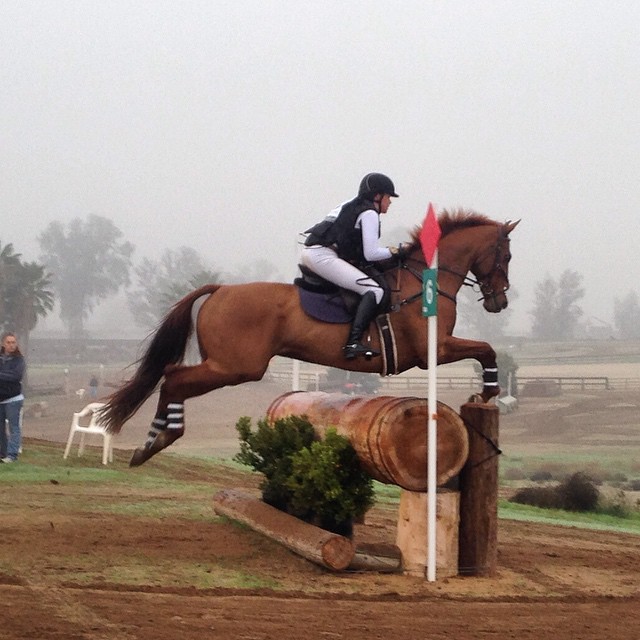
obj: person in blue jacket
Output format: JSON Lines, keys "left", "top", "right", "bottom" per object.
{"left": 0, "top": 333, "right": 25, "bottom": 463}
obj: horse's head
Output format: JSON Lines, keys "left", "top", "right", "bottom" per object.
{"left": 403, "top": 211, "right": 519, "bottom": 315}
{"left": 471, "top": 219, "right": 519, "bottom": 313}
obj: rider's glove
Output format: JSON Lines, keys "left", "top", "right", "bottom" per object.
{"left": 389, "top": 243, "right": 410, "bottom": 261}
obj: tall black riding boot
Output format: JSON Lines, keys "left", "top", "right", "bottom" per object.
{"left": 343, "top": 291, "right": 381, "bottom": 360}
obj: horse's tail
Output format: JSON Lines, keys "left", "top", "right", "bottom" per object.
{"left": 101, "top": 284, "right": 222, "bottom": 434}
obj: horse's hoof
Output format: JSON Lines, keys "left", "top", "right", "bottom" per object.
{"left": 481, "top": 387, "right": 500, "bottom": 404}
{"left": 129, "top": 447, "right": 151, "bottom": 467}
{"left": 129, "top": 429, "right": 184, "bottom": 467}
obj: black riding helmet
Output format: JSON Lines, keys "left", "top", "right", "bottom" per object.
{"left": 358, "top": 173, "right": 399, "bottom": 199}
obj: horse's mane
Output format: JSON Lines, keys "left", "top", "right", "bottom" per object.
{"left": 406, "top": 209, "right": 500, "bottom": 249}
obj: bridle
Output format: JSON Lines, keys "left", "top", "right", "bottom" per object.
{"left": 442, "top": 225, "right": 511, "bottom": 304}
{"left": 389, "top": 225, "right": 510, "bottom": 312}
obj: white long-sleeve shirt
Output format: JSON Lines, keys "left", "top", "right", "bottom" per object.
{"left": 356, "top": 209, "right": 393, "bottom": 262}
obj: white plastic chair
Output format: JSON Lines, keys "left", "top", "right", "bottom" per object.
{"left": 63, "top": 402, "right": 113, "bottom": 465}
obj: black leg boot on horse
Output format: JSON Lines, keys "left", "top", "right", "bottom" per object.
{"left": 130, "top": 402, "right": 186, "bottom": 467}
{"left": 343, "top": 291, "right": 381, "bottom": 360}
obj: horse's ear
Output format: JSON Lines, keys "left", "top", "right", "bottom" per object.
{"left": 504, "top": 219, "right": 520, "bottom": 235}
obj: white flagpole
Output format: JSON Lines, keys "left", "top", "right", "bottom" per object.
{"left": 426, "top": 249, "right": 438, "bottom": 582}
{"left": 292, "top": 232, "right": 302, "bottom": 391}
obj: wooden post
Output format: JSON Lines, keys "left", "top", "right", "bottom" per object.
{"left": 458, "top": 402, "right": 500, "bottom": 576}
{"left": 395, "top": 489, "right": 460, "bottom": 578}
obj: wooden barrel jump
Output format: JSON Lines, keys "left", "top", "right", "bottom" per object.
{"left": 215, "top": 392, "right": 499, "bottom": 578}
{"left": 266, "top": 391, "right": 469, "bottom": 491}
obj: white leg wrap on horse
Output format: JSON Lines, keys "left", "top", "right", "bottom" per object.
{"left": 167, "top": 403, "right": 185, "bottom": 430}
{"left": 145, "top": 417, "right": 167, "bottom": 445}
{"left": 483, "top": 367, "right": 499, "bottom": 387}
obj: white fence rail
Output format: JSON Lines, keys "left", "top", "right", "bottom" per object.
{"left": 266, "top": 367, "right": 640, "bottom": 392}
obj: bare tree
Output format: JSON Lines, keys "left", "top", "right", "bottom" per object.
{"left": 39, "top": 216, "right": 133, "bottom": 338}
{"left": 530, "top": 270, "right": 584, "bottom": 340}
{"left": 127, "top": 246, "right": 221, "bottom": 330}
{"left": 224, "top": 258, "right": 283, "bottom": 284}
{"left": 613, "top": 290, "right": 640, "bottom": 339}
{"left": 457, "top": 285, "right": 518, "bottom": 341}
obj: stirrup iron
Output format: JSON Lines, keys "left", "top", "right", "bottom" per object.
{"left": 343, "top": 342, "right": 381, "bottom": 361}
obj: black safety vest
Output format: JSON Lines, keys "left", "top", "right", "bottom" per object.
{"left": 304, "top": 198, "right": 379, "bottom": 265}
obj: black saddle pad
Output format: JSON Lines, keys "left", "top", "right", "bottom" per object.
{"left": 298, "top": 288, "right": 353, "bottom": 323}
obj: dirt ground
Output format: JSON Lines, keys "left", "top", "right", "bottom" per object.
{"left": 3, "top": 379, "right": 640, "bottom": 639}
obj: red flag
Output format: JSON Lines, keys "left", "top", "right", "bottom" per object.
{"left": 419, "top": 202, "right": 441, "bottom": 267}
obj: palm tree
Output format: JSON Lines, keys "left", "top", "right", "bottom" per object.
{"left": 0, "top": 241, "right": 54, "bottom": 351}
{"left": 10, "top": 261, "right": 55, "bottom": 352}
{"left": 0, "top": 241, "right": 22, "bottom": 322}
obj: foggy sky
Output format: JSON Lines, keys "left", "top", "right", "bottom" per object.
{"left": 2, "top": 1, "right": 639, "bottom": 335}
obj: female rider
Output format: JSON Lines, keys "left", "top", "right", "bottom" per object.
{"left": 301, "top": 172, "right": 402, "bottom": 360}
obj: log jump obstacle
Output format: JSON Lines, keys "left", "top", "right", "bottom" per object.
{"left": 266, "top": 391, "right": 469, "bottom": 490}
{"left": 213, "top": 392, "right": 499, "bottom": 577}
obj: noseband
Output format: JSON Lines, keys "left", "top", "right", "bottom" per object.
{"left": 457, "top": 226, "right": 511, "bottom": 305}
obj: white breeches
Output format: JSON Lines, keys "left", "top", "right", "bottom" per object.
{"left": 300, "top": 245, "right": 384, "bottom": 304}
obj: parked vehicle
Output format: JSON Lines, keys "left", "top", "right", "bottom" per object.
{"left": 315, "top": 368, "right": 381, "bottom": 396}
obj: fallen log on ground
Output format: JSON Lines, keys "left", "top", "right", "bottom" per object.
{"left": 213, "top": 488, "right": 355, "bottom": 571}
{"left": 350, "top": 542, "right": 402, "bottom": 573}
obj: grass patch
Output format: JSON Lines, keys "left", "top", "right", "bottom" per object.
{"left": 372, "top": 481, "right": 401, "bottom": 506}
{"left": 71, "top": 559, "right": 282, "bottom": 590}
{"left": 0, "top": 440, "right": 286, "bottom": 590}
{"left": 501, "top": 450, "right": 640, "bottom": 479}
{"left": 0, "top": 439, "right": 249, "bottom": 520}
{"left": 92, "top": 498, "right": 220, "bottom": 520}
{"left": 18, "top": 553, "right": 282, "bottom": 590}
{"left": 1, "top": 439, "right": 241, "bottom": 484}
{"left": 499, "top": 499, "right": 640, "bottom": 534}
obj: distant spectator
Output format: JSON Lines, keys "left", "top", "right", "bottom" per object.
{"left": 0, "top": 332, "right": 25, "bottom": 463}
{"left": 88, "top": 375, "right": 99, "bottom": 399}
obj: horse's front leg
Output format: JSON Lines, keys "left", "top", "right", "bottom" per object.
{"left": 437, "top": 335, "right": 500, "bottom": 403}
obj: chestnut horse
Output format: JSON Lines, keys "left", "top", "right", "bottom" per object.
{"left": 102, "top": 210, "right": 518, "bottom": 466}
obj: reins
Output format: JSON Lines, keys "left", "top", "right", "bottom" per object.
{"left": 387, "top": 225, "right": 509, "bottom": 313}
{"left": 388, "top": 261, "right": 456, "bottom": 312}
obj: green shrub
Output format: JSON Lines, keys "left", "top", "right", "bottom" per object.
{"left": 557, "top": 472, "right": 599, "bottom": 511}
{"left": 234, "top": 415, "right": 315, "bottom": 510}
{"left": 510, "top": 471, "right": 599, "bottom": 512}
{"left": 529, "top": 470, "right": 553, "bottom": 482}
{"left": 234, "top": 417, "right": 374, "bottom": 535}
{"left": 598, "top": 490, "right": 632, "bottom": 518}
{"left": 503, "top": 467, "right": 527, "bottom": 481}
{"left": 286, "top": 428, "right": 375, "bottom": 535}
{"left": 511, "top": 486, "right": 560, "bottom": 509}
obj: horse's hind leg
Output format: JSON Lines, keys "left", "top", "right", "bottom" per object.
{"left": 129, "top": 400, "right": 186, "bottom": 467}
{"left": 129, "top": 360, "right": 266, "bottom": 467}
